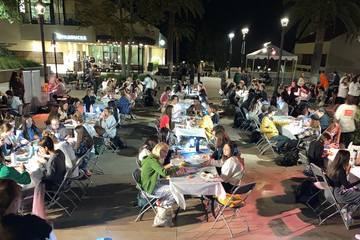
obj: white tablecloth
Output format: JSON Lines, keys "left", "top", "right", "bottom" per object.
{"left": 280, "top": 125, "right": 304, "bottom": 140}
{"left": 174, "top": 125, "right": 207, "bottom": 142}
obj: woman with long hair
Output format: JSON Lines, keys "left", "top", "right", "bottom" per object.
{"left": 0, "top": 179, "right": 53, "bottom": 240}
{"left": 160, "top": 105, "right": 173, "bottom": 130}
{"left": 46, "top": 105, "right": 60, "bottom": 125}
{"left": 327, "top": 150, "right": 360, "bottom": 227}
{"left": 9, "top": 71, "right": 24, "bottom": 103}
{"left": 100, "top": 107, "right": 117, "bottom": 138}
{"left": 202, "top": 141, "right": 244, "bottom": 192}
{"left": 138, "top": 135, "right": 159, "bottom": 161}
{"left": 211, "top": 128, "right": 231, "bottom": 161}
{"left": 157, "top": 127, "right": 170, "bottom": 144}
{"left": 135, "top": 79, "right": 143, "bottom": 93}
{"left": 74, "top": 125, "right": 94, "bottom": 177}
{"left": 298, "top": 114, "right": 321, "bottom": 149}
{"left": 108, "top": 100, "right": 119, "bottom": 122}
{"left": 19, "top": 115, "right": 41, "bottom": 141}
{"left": 348, "top": 75, "right": 360, "bottom": 105}
{"left": 140, "top": 142, "right": 184, "bottom": 206}
{"left": 129, "top": 84, "right": 138, "bottom": 101}
{"left": 247, "top": 95, "right": 261, "bottom": 119}
{"left": 59, "top": 101, "right": 71, "bottom": 122}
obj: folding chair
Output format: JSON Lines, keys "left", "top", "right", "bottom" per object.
{"left": 45, "top": 170, "right": 77, "bottom": 217}
{"left": 310, "top": 163, "right": 349, "bottom": 230}
{"left": 103, "top": 123, "right": 118, "bottom": 153}
{"left": 210, "top": 182, "right": 256, "bottom": 238}
{"left": 70, "top": 149, "right": 93, "bottom": 196}
{"left": 258, "top": 134, "right": 277, "bottom": 157}
{"left": 89, "top": 137, "right": 105, "bottom": 175}
{"left": 136, "top": 157, "right": 142, "bottom": 169}
{"left": 132, "top": 169, "right": 160, "bottom": 222}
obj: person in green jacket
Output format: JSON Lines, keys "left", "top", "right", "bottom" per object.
{"left": 233, "top": 67, "right": 242, "bottom": 86}
{"left": 0, "top": 148, "right": 31, "bottom": 184}
{"left": 139, "top": 142, "right": 184, "bottom": 206}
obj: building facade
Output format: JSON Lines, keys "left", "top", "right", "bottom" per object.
{"left": 0, "top": 0, "right": 167, "bottom": 74}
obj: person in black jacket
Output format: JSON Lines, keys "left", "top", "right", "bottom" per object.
{"left": 82, "top": 88, "right": 95, "bottom": 112}
{"left": 327, "top": 150, "right": 360, "bottom": 227}
{"left": 316, "top": 107, "right": 332, "bottom": 132}
{"left": 307, "top": 132, "right": 332, "bottom": 169}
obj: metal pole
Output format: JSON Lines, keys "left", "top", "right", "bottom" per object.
{"left": 39, "top": 14, "right": 48, "bottom": 83}
{"left": 241, "top": 34, "right": 246, "bottom": 70}
{"left": 228, "top": 38, "right": 233, "bottom": 78}
{"left": 137, "top": 44, "right": 140, "bottom": 75}
{"left": 292, "top": 60, "right": 297, "bottom": 82}
{"left": 52, "top": 33, "right": 58, "bottom": 78}
{"left": 275, "top": 27, "right": 285, "bottom": 95}
{"left": 141, "top": 46, "right": 144, "bottom": 73}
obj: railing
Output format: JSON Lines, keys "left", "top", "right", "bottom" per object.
{"left": 22, "top": 13, "right": 79, "bottom": 26}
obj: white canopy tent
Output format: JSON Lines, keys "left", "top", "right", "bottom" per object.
{"left": 246, "top": 45, "right": 298, "bottom": 84}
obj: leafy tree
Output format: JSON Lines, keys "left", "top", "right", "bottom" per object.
{"left": 0, "top": 0, "right": 21, "bottom": 23}
{"left": 173, "top": 21, "right": 194, "bottom": 65}
{"left": 285, "top": 0, "right": 360, "bottom": 84}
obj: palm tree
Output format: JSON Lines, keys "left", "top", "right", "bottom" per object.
{"left": 174, "top": 21, "right": 195, "bottom": 65}
{"left": 164, "top": 0, "right": 204, "bottom": 74}
{"left": 285, "top": 0, "right": 360, "bottom": 84}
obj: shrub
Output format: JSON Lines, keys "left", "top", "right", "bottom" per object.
{"left": 151, "top": 60, "right": 159, "bottom": 69}
{"left": 0, "top": 57, "right": 41, "bottom": 70}
{"left": 0, "top": 45, "right": 15, "bottom": 58}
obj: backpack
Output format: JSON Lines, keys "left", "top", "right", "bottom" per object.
{"left": 295, "top": 179, "right": 319, "bottom": 206}
{"left": 137, "top": 189, "right": 148, "bottom": 208}
{"left": 111, "top": 135, "right": 127, "bottom": 150}
{"left": 145, "top": 96, "right": 154, "bottom": 107}
{"left": 281, "top": 147, "right": 299, "bottom": 166}
{"left": 250, "top": 131, "right": 261, "bottom": 144}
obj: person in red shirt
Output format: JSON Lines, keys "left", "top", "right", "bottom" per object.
{"left": 160, "top": 105, "right": 174, "bottom": 130}
{"left": 160, "top": 86, "right": 172, "bottom": 108}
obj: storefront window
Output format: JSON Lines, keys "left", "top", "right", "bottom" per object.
{"left": 88, "top": 45, "right": 103, "bottom": 64}
{"left": 30, "top": 0, "right": 52, "bottom": 23}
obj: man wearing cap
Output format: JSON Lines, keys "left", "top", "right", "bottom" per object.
{"left": 316, "top": 107, "right": 331, "bottom": 132}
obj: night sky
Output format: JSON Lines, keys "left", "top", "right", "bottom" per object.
{"left": 165, "top": 0, "right": 300, "bottom": 68}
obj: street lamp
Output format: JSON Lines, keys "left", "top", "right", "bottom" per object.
{"left": 35, "top": 1, "right": 48, "bottom": 83}
{"left": 274, "top": 17, "right": 289, "bottom": 95}
{"left": 228, "top": 32, "right": 234, "bottom": 78}
{"left": 241, "top": 28, "right": 249, "bottom": 70}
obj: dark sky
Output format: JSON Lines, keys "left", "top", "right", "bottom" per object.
{"left": 169, "top": 0, "right": 299, "bottom": 67}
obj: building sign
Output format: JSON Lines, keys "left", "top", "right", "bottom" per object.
{"left": 19, "top": 0, "right": 25, "bottom": 13}
{"left": 55, "top": 33, "right": 87, "bottom": 41}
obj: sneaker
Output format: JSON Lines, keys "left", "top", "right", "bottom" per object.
{"left": 85, "top": 170, "right": 92, "bottom": 176}
{"left": 343, "top": 211, "right": 354, "bottom": 227}
{"left": 355, "top": 234, "right": 360, "bottom": 240}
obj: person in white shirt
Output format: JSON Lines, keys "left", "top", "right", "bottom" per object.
{"left": 202, "top": 141, "right": 244, "bottom": 193}
{"left": 67, "top": 111, "right": 97, "bottom": 143}
{"left": 337, "top": 76, "right": 349, "bottom": 104}
{"left": 126, "top": 77, "right": 133, "bottom": 90}
{"left": 138, "top": 135, "right": 159, "bottom": 161}
{"left": 100, "top": 107, "right": 117, "bottom": 138}
{"left": 246, "top": 96, "right": 262, "bottom": 119}
{"left": 5, "top": 90, "right": 22, "bottom": 116}
{"left": 348, "top": 75, "right": 360, "bottom": 105}
{"left": 334, "top": 95, "right": 358, "bottom": 148}
{"left": 143, "top": 74, "right": 153, "bottom": 90}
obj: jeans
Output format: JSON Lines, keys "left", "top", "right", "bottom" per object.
{"left": 146, "top": 180, "right": 175, "bottom": 206}
{"left": 270, "top": 134, "right": 290, "bottom": 149}
{"left": 92, "top": 80, "right": 98, "bottom": 95}
{"left": 342, "top": 132, "right": 353, "bottom": 148}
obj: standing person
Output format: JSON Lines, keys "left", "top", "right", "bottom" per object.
{"left": 220, "top": 66, "right": 228, "bottom": 91}
{"left": 197, "top": 61, "right": 203, "bottom": 83}
{"left": 233, "top": 67, "right": 242, "bottom": 86}
{"left": 348, "top": 75, "right": 360, "bottom": 105}
{"left": 334, "top": 95, "right": 357, "bottom": 148}
{"left": 241, "top": 70, "right": 249, "bottom": 87}
{"left": 297, "top": 73, "right": 305, "bottom": 87}
{"left": 337, "top": 76, "right": 349, "bottom": 105}
{"left": 90, "top": 55, "right": 95, "bottom": 64}
{"left": 181, "top": 65, "right": 187, "bottom": 82}
{"left": 9, "top": 72, "right": 25, "bottom": 103}
{"left": 327, "top": 150, "right": 360, "bottom": 227}
{"left": 90, "top": 65, "right": 99, "bottom": 95}
{"left": 318, "top": 72, "right": 330, "bottom": 93}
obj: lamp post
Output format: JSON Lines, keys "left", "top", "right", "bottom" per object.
{"left": 275, "top": 18, "right": 289, "bottom": 95}
{"left": 52, "top": 33, "right": 58, "bottom": 78}
{"left": 228, "top": 32, "right": 234, "bottom": 78}
{"left": 241, "top": 28, "right": 249, "bottom": 70}
{"left": 35, "top": 1, "right": 48, "bottom": 83}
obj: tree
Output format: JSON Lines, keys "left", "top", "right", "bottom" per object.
{"left": 0, "top": 0, "right": 21, "bottom": 23}
{"left": 163, "top": 0, "right": 204, "bottom": 74}
{"left": 285, "top": 0, "right": 360, "bottom": 84}
{"left": 173, "top": 21, "right": 195, "bottom": 65}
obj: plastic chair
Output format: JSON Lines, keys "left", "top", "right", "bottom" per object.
{"left": 132, "top": 169, "right": 160, "bottom": 222}
{"left": 210, "top": 182, "right": 256, "bottom": 238}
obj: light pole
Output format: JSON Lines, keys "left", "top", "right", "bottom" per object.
{"left": 35, "top": 1, "right": 48, "bottom": 83}
{"left": 228, "top": 32, "right": 234, "bottom": 78}
{"left": 241, "top": 28, "right": 249, "bottom": 70}
{"left": 275, "top": 18, "right": 289, "bottom": 95}
{"left": 52, "top": 33, "right": 58, "bottom": 78}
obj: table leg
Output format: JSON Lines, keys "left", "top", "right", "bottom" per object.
{"left": 174, "top": 206, "right": 180, "bottom": 221}
{"left": 201, "top": 196, "right": 208, "bottom": 222}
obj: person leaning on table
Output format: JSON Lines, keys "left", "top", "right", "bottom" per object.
{"left": 139, "top": 142, "right": 185, "bottom": 206}
{"left": 259, "top": 105, "right": 292, "bottom": 154}
{"left": 0, "top": 148, "right": 30, "bottom": 184}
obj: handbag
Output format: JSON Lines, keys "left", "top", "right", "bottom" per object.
{"left": 94, "top": 125, "right": 106, "bottom": 136}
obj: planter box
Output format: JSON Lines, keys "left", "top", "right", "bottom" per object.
{"left": 0, "top": 66, "right": 51, "bottom": 84}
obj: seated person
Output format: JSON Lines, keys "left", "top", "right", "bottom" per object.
{"left": 260, "top": 105, "right": 292, "bottom": 153}
{"left": 116, "top": 88, "right": 132, "bottom": 114}
{"left": 297, "top": 103, "right": 317, "bottom": 122}
{"left": 45, "top": 117, "right": 69, "bottom": 141}
{"left": 224, "top": 82, "right": 235, "bottom": 96}
{"left": 298, "top": 114, "right": 321, "bottom": 149}
{"left": 99, "top": 107, "right": 117, "bottom": 138}
{"left": 82, "top": 89, "right": 95, "bottom": 112}
{"left": 139, "top": 142, "right": 184, "bottom": 206}
{"left": 317, "top": 86, "right": 327, "bottom": 106}
{"left": 173, "top": 84, "right": 184, "bottom": 99}
{"left": 35, "top": 136, "right": 66, "bottom": 194}
{"left": 326, "top": 150, "right": 360, "bottom": 227}
{"left": 323, "top": 123, "right": 341, "bottom": 149}
{"left": 42, "top": 131, "right": 76, "bottom": 176}
{"left": 198, "top": 108, "right": 214, "bottom": 139}
{"left": 0, "top": 148, "right": 30, "bottom": 184}
{"left": 229, "top": 85, "right": 239, "bottom": 105}
{"left": 247, "top": 96, "right": 262, "bottom": 119}
{"left": 316, "top": 107, "right": 332, "bottom": 132}
{"left": 240, "top": 89, "right": 256, "bottom": 110}
{"left": 160, "top": 86, "right": 172, "bottom": 108}
{"left": 138, "top": 135, "right": 160, "bottom": 161}
{"left": 259, "top": 83, "right": 267, "bottom": 101}
{"left": 307, "top": 132, "right": 332, "bottom": 169}
{"left": 1, "top": 123, "right": 19, "bottom": 154}
{"left": 276, "top": 93, "right": 289, "bottom": 116}
{"left": 210, "top": 104, "right": 220, "bottom": 125}
{"left": 19, "top": 115, "right": 41, "bottom": 141}
{"left": 46, "top": 105, "right": 61, "bottom": 125}
{"left": 67, "top": 112, "right": 97, "bottom": 143}
{"left": 67, "top": 98, "right": 80, "bottom": 118}
{"left": 238, "top": 80, "right": 247, "bottom": 91}
{"left": 74, "top": 125, "right": 94, "bottom": 178}
{"left": 202, "top": 141, "right": 244, "bottom": 193}
{"left": 59, "top": 101, "right": 71, "bottom": 122}
{"left": 160, "top": 105, "right": 174, "bottom": 130}
{"left": 52, "top": 77, "right": 69, "bottom": 100}
{"left": 258, "top": 105, "right": 268, "bottom": 124}
{"left": 186, "top": 97, "right": 203, "bottom": 116}
{"left": 5, "top": 90, "right": 22, "bottom": 117}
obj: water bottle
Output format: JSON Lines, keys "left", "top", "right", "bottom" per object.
{"left": 95, "top": 98, "right": 98, "bottom": 104}
{"left": 186, "top": 86, "right": 189, "bottom": 94}
{"left": 195, "top": 138, "right": 200, "bottom": 152}
{"left": 10, "top": 150, "right": 17, "bottom": 166}
{"left": 29, "top": 142, "right": 34, "bottom": 158}
{"left": 90, "top": 104, "right": 94, "bottom": 113}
